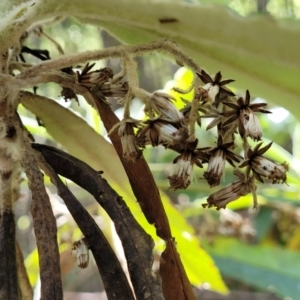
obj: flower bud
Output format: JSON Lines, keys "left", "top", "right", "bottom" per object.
{"left": 150, "top": 92, "right": 183, "bottom": 122}
{"left": 204, "top": 149, "right": 226, "bottom": 187}
{"left": 239, "top": 107, "right": 262, "bottom": 141}
{"left": 252, "top": 156, "right": 288, "bottom": 184}
{"left": 137, "top": 118, "right": 188, "bottom": 148}
{"left": 71, "top": 239, "right": 90, "bottom": 269}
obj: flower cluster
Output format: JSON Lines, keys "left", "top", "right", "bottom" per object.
{"left": 75, "top": 64, "right": 288, "bottom": 209}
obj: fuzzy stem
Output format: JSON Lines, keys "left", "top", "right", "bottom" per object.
{"left": 123, "top": 90, "right": 133, "bottom": 119}
{"left": 123, "top": 53, "right": 151, "bottom": 104}
{"left": 111, "top": 58, "right": 126, "bottom": 84}
{"left": 20, "top": 142, "right": 63, "bottom": 300}
{"left": 17, "top": 40, "right": 201, "bottom": 79}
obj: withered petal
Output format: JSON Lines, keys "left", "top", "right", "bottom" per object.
{"left": 149, "top": 127, "right": 160, "bottom": 146}
{"left": 252, "top": 142, "right": 264, "bottom": 154}
{"left": 249, "top": 102, "right": 267, "bottom": 109}
{"left": 223, "top": 101, "right": 240, "bottom": 110}
{"left": 226, "top": 150, "right": 242, "bottom": 162}
{"left": 197, "top": 70, "right": 213, "bottom": 84}
{"left": 226, "top": 157, "right": 235, "bottom": 167}
{"left": 237, "top": 97, "right": 244, "bottom": 107}
{"left": 81, "top": 62, "right": 96, "bottom": 76}
{"left": 221, "top": 141, "right": 234, "bottom": 149}
{"left": 256, "top": 142, "right": 273, "bottom": 156}
{"left": 195, "top": 160, "right": 203, "bottom": 168}
{"left": 221, "top": 115, "right": 238, "bottom": 127}
{"left": 239, "top": 159, "right": 250, "bottom": 168}
{"left": 173, "top": 155, "right": 181, "bottom": 164}
{"left": 219, "top": 79, "right": 235, "bottom": 86}
{"left": 220, "top": 86, "right": 235, "bottom": 97}
{"left": 245, "top": 90, "right": 251, "bottom": 106}
{"left": 206, "top": 117, "right": 222, "bottom": 130}
{"left": 214, "top": 71, "right": 222, "bottom": 82}
{"left": 214, "top": 93, "right": 222, "bottom": 108}
{"left": 256, "top": 109, "right": 272, "bottom": 114}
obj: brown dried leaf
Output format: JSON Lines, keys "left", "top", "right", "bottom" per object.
{"left": 160, "top": 241, "right": 196, "bottom": 300}
{"left": 92, "top": 91, "right": 195, "bottom": 299}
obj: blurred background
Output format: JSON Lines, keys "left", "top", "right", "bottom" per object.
{"left": 16, "top": 0, "right": 300, "bottom": 299}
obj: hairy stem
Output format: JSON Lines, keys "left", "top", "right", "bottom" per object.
{"left": 17, "top": 40, "right": 201, "bottom": 79}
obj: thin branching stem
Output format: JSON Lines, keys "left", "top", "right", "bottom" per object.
{"left": 17, "top": 40, "right": 201, "bottom": 79}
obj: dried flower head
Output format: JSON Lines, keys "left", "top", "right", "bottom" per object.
{"left": 223, "top": 90, "right": 271, "bottom": 141}
{"left": 239, "top": 142, "right": 288, "bottom": 184}
{"left": 196, "top": 70, "right": 235, "bottom": 107}
{"left": 96, "top": 82, "right": 128, "bottom": 98}
{"left": 61, "top": 87, "right": 78, "bottom": 102}
{"left": 203, "top": 170, "right": 257, "bottom": 209}
{"left": 148, "top": 92, "right": 183, "bottom": 122}
{"left": 137, "top": 117, "right": 188, "bottom": 148}
{"left": 109, "top": 117, "right": 142, "bottom": 163}
{"left": 180, "top": 97, "right": 211, "bottom": 127}
{"left": 71, "top": 238, "right": 90, "bottom": 269}
{"left": 202, "top": 135, "right": 242, "bottom": 187}
{"left": 76, "top": 63, "right": 113, "bottom": 87}
{"left": 168, "top": 140, "right": 208, "bottom": 190}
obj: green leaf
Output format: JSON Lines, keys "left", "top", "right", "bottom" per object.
{"left": 21, "top": 93, "right": 228, "bottom": 293}
{"left": 203, "top": 237, "right": 300, "bottom": 299}
{"left": 3, "top": 1, "right": 300, "bottom": 119}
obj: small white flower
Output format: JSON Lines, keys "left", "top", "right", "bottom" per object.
{"left": 150, "top": 92, "right": 183, "bottom": 122}
{"left": 239, "top": 142, "right": 289, "bottom": 184}
{"left": 202, "top": 83, "right": 220, "bottom": 102}
{"left": 137, "top": 118, "right": 188, "bottom": 148}
{"left": 71, "top": 239, "right": 90, "bottom": 269}
{"left": 204, "top": 149, "right": 226, "bottom": 187}
{"left": 168, "top": 152, "right": 194, "bottom": 190}
{"left": 167, "top": 140, "right": 205, "bottom": 190}
{"left": 202, "top": 135, "right": 242, "bottom": 187}
{"left": 203, "top": 171, "right": 257, "bottom": 209}
{"left": 240, "top": 108, "right": 262, "bottom": 141}
{"left": 109, "top": 118, "right": 142, "bottom": 163}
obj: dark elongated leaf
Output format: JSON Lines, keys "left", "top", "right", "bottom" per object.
{"left": 33, "top": 143, "right": 164, "bottom": 300}
{"left": 38, "top": 154, "right": 135, "bottom": 300}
